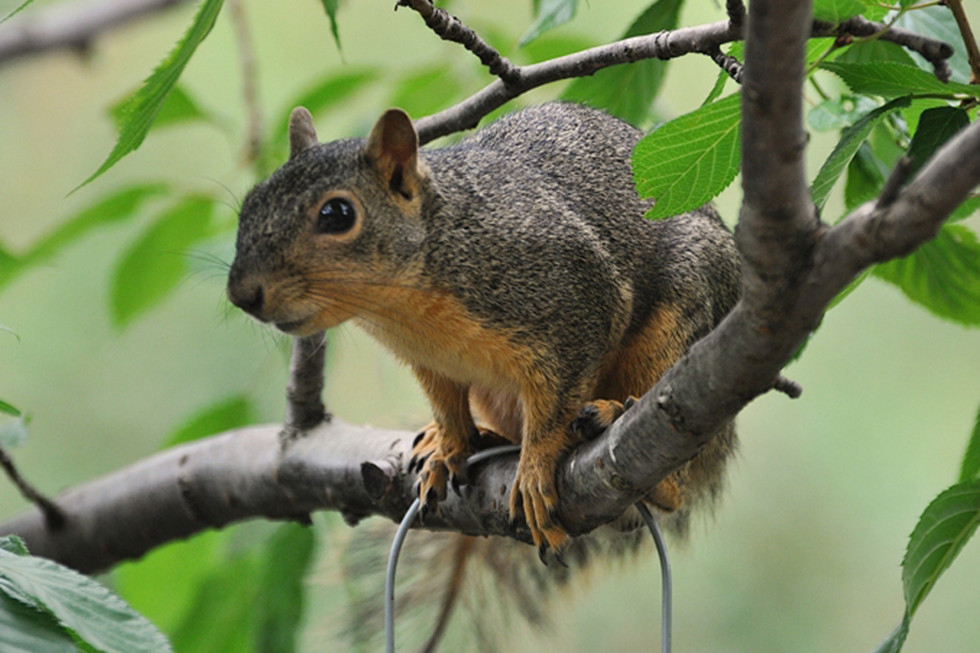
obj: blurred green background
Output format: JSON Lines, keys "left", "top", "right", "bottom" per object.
{"left": 1, "top": 0, "right": 979, "bottom": 651}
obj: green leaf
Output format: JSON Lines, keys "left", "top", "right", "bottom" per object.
{"left": 0, "top": 592, "right": 78, "bottom": 653}
{"left": 256, "top": 524, "right": 316, "bottom": 653}
{"left": 170, "top": 555, "right": 257, "bottom": 652}
{"left": 110, "top": 84, "right": 210, "bottom": 131}
{"left": 319, "top": 0, "right": 342, "bottom": 51}
{"left": 78, "top": 0, "right": 225, "bottom": 189}
{"left": 272, "top": 70, "right": 378, "bottom": 145}
{"left": 1, "top": 0, "right": 34, "bottom": 24}
{"left": 562, "top": 0, "right": 683, "bottom": 126}
{"left": 0, "top": 546, "right": 172, "bottom": 653}
{"left": 0, "top": 184, "right": 168, "bottom": 293}
{"left": 834, "top": 38, "right": 916, "bottom": 68}
{"left": 110, "top": 195, "right": 216, "bottom": 328}
{"left": 896, "top": 6, "right": 972, "bottom": 83}
{"left": 633, "top": 93, "right": 741, "bottom": 220}
{"left": 821, "top": 61, "right": 980, "bottom": 99}
{"left": 165, "top": 395, "right": 255, "bottom": 447}
{"left": 873, "top": 223, "right": 980, "bottom": 325}
{"left": 844, "top": 142, "right": 888, "bottom": 210}
{"left": 388, "top": 67, "right": 463, "bottom": 119}
{"left": 520, "top": 0, "right": 578, "bottom": 46}
{"left": 808, "top": 95, "right": 880, "bottom": 132}
{"left": 902, "top": 481, "right": 980, "bottom": 615}
{"left": 872, "top": 616, "right": 910, "bottom": 653}
{"left": 904, "top": 106, "right": 970, "bottom": 175}
{"left": 0, "top": 416, "right": 29, "bottom": 448}
{"left": 960, "top": 405, "right": 980, "bottom": 483}
{"left": 812, "top": 0, "right": 864, "bottom": 22}
{"left": 0, "top": 536, "right": 29, "bottom": 556}
{"left": 0, "top": 399, "right": 20, "bottom": 417}
{"left": 810, "top": 96, "right": 910, "bottom": 211}
{"left": 950, "top": 197, "right": 979, "bottom": 223}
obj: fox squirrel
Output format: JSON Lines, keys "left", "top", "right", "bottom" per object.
{"left": 227, "top": 102, "right": 740, "bottom": 558}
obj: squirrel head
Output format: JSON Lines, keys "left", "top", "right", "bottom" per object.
{"left": 227, "top": 107, "right": 428, "bottom": 335}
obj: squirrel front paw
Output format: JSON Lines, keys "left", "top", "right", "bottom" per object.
{"left": 410, "top": 423, "right": 469, "bottom": 515}
{"left": 509, "top": 454, "right": 569, "bottom": 561}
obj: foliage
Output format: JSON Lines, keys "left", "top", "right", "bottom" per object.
{"left": 1, "top": 0, "right": 978, "bottom": 651}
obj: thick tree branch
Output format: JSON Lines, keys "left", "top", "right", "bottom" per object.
{"left": 0, "top": 0, "right": 192, "bottom": 66}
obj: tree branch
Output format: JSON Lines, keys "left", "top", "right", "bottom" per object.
{"left": 944, "top": 0, "right": 980, "bottom": 84}
{"left": 0, "top": 0, "right": 192, "bottom": 67}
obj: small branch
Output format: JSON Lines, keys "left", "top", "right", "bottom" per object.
{"left": 708, "top": 45, "right": 743, "bottom": 83}
{"left": 283, "top": 332, "right": 329, "bottom": 434}
{"left": 944, "top": 0, "right": 980, "bottom": 83}
{"left": 396, "top": 0, "right": 520, "bottom": 86}
{"left": 773, "top": 375, "right": 803, "bottom": 399}
{"left": 726, "top": 0, "right": 746, "bottom": 29}
{"left": 228, "top": 0, "right": 263, "bottom": 165}
{"left": 0, "top": 444, "right": 65, "bottom": 529}
{"left": 0, "top": 0, "right": 192, "bottom": 67}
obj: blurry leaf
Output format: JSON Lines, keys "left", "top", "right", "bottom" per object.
{"left": 896, "top": 6, "right": 972, "bottom": 83}
{"left": 0, "top": 184, "right": 168, "bottom": 293}
{"left": 518, "top": 32, "right": 596, "bottom": 64}
{"left": 170, "top": 554, "right": 257, "bottom": 653}
{"left": 77, "top": 0, "right": 225, "bottom": 189}
{"left": 950, "top": 197, "right": 979, "bottom": 223}
{"left": 272, "top": 70, "right": 379, "bottom": 145}
{"left": 821, "top": 61, "right": 980, "bottom": 98}
{"left": 111, "top": 196, "right": 216, "bottom": 328}
{"left": 562, "top": 0, "right": 683, "bottom": 126}
{"left": 110, "top": 84, "right": 210, "bottom": 131}
{"left": 812, "top": 0, "right": 864, "bottom": 22}
{"left": 808, "top": 95, "right": 880, "bottom": 132}
{"left": 904, "top": 106, "right": 970, "bottom": 175}
{"left": 860, "top": 1, "right": 889, "bottom": 22}
{"left": 633, "top": 93, "right": 741, "bottom": 220}
{"left": 0, "top": 536, "right": 28, "bottom": 556}
{"left": 0, "top": 545, "right": 172, "bottom": 653}
{"left": 0, "top": 399, "right": 19, "bottom": 417}
{"left": 873, "top": 223, "right": 980, "bottom": 325}
{"left": 256, "top": 524, "right": 316, "bottom": 653}
{"left": 903, "top": 481, "right": 980, "bottom": 615}
{"left": 319, "top": 0, "right": 342, "bottom": 51}
{"left": 520, "top": 0, "right": 578, "bottom": 46}
{"left": 960, "top": 405, "right": 980, "bottom": 482}
{"left": 0, "top": 0, "right": 34, "bottom": 24}
{"left": 116, "top": 531, "right": 224, "bottom": 636}
{"left": 843, "top": 142, "right": 888, "bottom": 210}
{"left": 388, "top": 67, "right": 463, "bottom": 119}
{"left": 0, "top": 416, "right": 29, "bottom": 448}
{"left": 0, "top": 592, "right": 77, "bottom": 653}
{"left": 810, "top": 96, "right": 910, "bottom": 211}
{"left": 165, "top": 395, "right": 255, "bottom": 447}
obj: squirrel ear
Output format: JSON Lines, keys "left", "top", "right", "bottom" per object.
{"left": 289, "top": 107, "right": 318, "bottom": 159}
{"left": 366, "top": 108, "right": 421, "bottom": 200}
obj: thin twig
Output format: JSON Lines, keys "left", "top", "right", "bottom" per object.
{"left": 0, "top": 444, "right": 65, "bottom": 529}
{"left": 227, "top": 0, "right": 263, "bottom": 166}
{"left": 944, "top": 0, "right": 980, "bottom": 83}
{"left": 708, "top": 45, "right": 743, "bottom": 83}
{"left": 773, "top": 375, "right": 803, "bottom": 399}
{"left": 726, "top": 0, "right": 746, "bottom": 29}
{"left": 396, "top": 0, "right": 520, "bottom": 85}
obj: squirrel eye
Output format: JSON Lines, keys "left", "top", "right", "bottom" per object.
{"left": 315, "top": 197, "right": 357, "bottom": 234}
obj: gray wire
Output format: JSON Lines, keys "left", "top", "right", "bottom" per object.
{"left": 384, "top": 445, "right": 673, "bottom": 653}
{"left": 636, "top": 500, "right": 672, "bottom": 653}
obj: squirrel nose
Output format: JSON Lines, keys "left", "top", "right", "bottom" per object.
{"left": 228, "top": 278, "right": 265, "bottom": 318}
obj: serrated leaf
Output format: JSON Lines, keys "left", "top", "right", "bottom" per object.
{"left": 0, "top": 546, "right": 172, "bottom": 653}
{"left": 319, "top": 0, "right": 342, "bottom": 51}
{"left": 520, "top": 0, "right": 578, "bottom": 46}
{"left": 0, "top": 184, "right": 168, "bottom": 293}
{"left": 810, "top": 96, "right": 910, "bottom": 211}
{"left": 78, "top": 0, "right": 225, "bottom": 189}
{"left": 905, "top": 106, "right": 970, "bottom": 175}
{"left": 110, "top": 84, "right": 210, "bottom": 131}
{"left": 165, "top": 395, "right": 255, "bottom": 447}
{"left": 633, "top": 93, "right": 741, "bottom": 220}
{"left": 896, "top": 6, "right": 971, "bottom": 83}
{"left": 0, "top": 592, "right": 77, "bottom": 653}
{"left": 902, "top": 481, "right": 980, "bottom": 615}
{"left": 0, "top": 416, "right": 29, "bottom": 448}
{"left": 256, "top": 524, "right": 316, "bottom": 653}
{"left": 873, "top": 223, "right": 980, "bottom": 325}
{"left": 960, "top": 405, "right": 980, "bottom": 483}
{"left": 813, "top": 0, "right": 864, "bottom": 22}
{"left": 834, "top": 38, "right": 917, "bottom": 68}
{"left": 821, "top": 61, "right": 980, "bottom": 99}
{"left": 272, "top": 70, "right": 378, "bottom": 145}
{"left": 562, "top": 0, "right": 683, "bottom": 126}
{"left": 111, "top": 196, "right": 216, "bottom": 328}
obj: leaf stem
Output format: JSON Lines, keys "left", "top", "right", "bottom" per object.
{"left": 944, "top": 0, "right": 980, "bottom": 83}
{"left": 228, "top": 0, "right": 263, "bottom": 171}
{"left": 0, "top": 444, "right": 65, "bottom": 529}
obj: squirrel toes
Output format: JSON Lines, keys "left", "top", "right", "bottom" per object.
{"left": 227, "top": 102, "right": 741, "bottom": 553}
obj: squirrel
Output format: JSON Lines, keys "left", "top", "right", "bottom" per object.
{"left": 226, "top": 102, "right": 740, "bottom": 561}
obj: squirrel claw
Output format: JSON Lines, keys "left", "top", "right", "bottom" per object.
{"left": 537, "top": 543, "right": 549, "bottom": 566}
{"left": 450, "top": 474, "right": 463, "bottom": 497}
{"left": 553, "top": 548, "right": 569, "bottom": 568}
